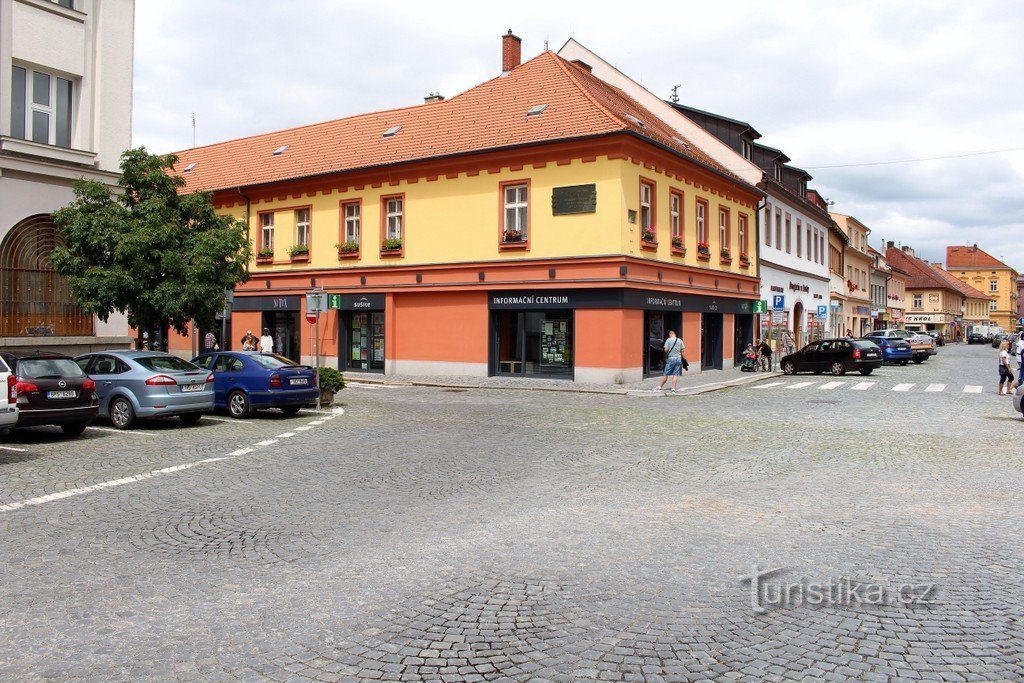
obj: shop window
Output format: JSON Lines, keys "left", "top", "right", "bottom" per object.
{"left": 10, "top": 65, "right": 73, "bottom": 148}
{"left": 295, "top": 208, "right": 310, "bottom": 248}
{"left": 494, "top": 310, "right": 573, "bottom": 378}
{"left": 347, "top": 311, "right": 385, "bottom": 372}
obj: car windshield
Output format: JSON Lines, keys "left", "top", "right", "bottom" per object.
{"left": 249, "top": 353, "right": 298, "bottom": 369}
{"left": 135, "top": 356, "right": 201, "bottom": 372}
{"left": 851, "top": 340, "right": 877, "bottom": 349}
{"left": 17, "top": 358, "right": 86, "bottom": 379}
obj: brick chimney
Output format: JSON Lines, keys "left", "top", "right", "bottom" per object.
{"left": 502, "top": 29, "right": 521, "bottom": 73}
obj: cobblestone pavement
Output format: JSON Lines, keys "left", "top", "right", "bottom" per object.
{"left": 1, "top": 342, "right": 1022, "bottom": 681}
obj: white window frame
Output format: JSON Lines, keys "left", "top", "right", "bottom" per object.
{"left": 738, "top": 214, "right": 747, "bottom": 254}
{"left": 990, "top": 299, "right": 998, "bottom": 311}
{"left": 990, "top": 281, "right": 998, "bottom": 292}
{"left": 913, "top": 294, "right": 922, "bottom": 309}
{"left": 503, "top": 184, "right": 528, "bottom": 237}
{"left": 344, "top": 202, "right": 360, "bottom": 244}
{"left": 669, "top": 192, "right": 681, "bottom": 239}
{"left": 295, "top": 208, "right": 310, "bottom": 247}
{"left": 640, "top": 182, "right": 653, "bottom": 231}
{"left": 719, "top": 208, "right": 729, "bottom": 249}
{"left": 11, "top": 64, "right": 73, "bottom": 147}
{"left": 386, "top": 197, "right": 403, "bottom": 240}
{"left": 696, "top": 200, "right": 707, "bottom": 244}
{"left": 260, "top": 213, "right": 274, "bottom": 251}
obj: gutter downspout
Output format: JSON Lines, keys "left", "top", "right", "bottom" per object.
{"left": 237, "top": 187, "right": 251, "bottom": 270}
{"left": 754, "top": 187, "right": 767, "bottom": 340}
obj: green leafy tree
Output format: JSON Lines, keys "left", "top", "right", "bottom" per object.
{"left": 51, "top": 148, "right": 251, "bottom": 344}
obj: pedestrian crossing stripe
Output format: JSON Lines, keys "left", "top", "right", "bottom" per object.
{"left": 892, "top": 384, "right": 915, "bottom": 392}
{"left": 754, "top": 382, "right": 785, "bottom": 389}
{"left": 785, "top": 382, "right": 815, "bottom": 389}
{"left": 761, "top": 381, "right": 992, "bottom": 395}
{"left": 925, "top": 384, "right": 947, "bottom": 392}
{"left": 963, "top": 385, "right": 983, "bottom": 393}
{"left": 818, "top": 381, "right": 845, "bottom": 390}
{"left": 851, "top": 382, "right": 874, "bottom": 390}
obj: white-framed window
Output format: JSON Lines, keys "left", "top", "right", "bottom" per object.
{"left": 503, "top": 184, "right": 528, "bottom": 238}
{"left": 295, "top": 208, "right": 310, "bottom": 247}
{"left": 10, "top": 65, "right": 74, "bottom": 148}
{"left": 990, "top": 281, "right": 998, "bottom": 292}
{"left": 696, "top": 199, "right": 708, "bottom": 244}
{"left": 669, "top": 191, "right": 682, "bottom": 240}
{"left": 260, "top": 213, "right": 274, "bottom": 252}
{"left": 719, "top": 207, "right": 729, "bottom": 249}
{"left": 796, "top": 219, "right": 802, "bottom": 257}
{"left": 640, "top": 181, "right": 653, "bottom": 231}
{"left": 774, "top": 162, "right": 783, "bottom": 181}
{"left": 344, "top": 202, "right": 360, "bottom": 244}
{"left": 741, "top": 139, "right": 752, "bottom": 160}
{"left": 764, "top": 204, "right": 772, "bottom": 246}
{"left": 738, "top": 214, "right": 747, "bottom": 254}
{"left": 385, "top": 197, "right": 403, "bottom": 240}
{"left": 913, "top": 294, "right": 922, "bottom": 309}
{"left": 990, "top": 299, "right": 998, "bottom": 311}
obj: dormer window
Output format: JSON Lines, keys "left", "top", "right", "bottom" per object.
{"left": 774, "top": 162, "right": 783, "bottom": 182}
{"left": 741, "top": 139, "right": 752, "bottom": 160}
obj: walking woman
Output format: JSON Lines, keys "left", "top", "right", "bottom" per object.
{"left": 998, "top": 339, "right": 1014, "bottom": 395}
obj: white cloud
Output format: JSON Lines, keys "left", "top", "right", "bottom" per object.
{"left": 133, "top": 0, "right": 1024, "bottom": 269}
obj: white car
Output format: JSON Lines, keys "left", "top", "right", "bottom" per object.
{"left": 0, "top": 355, "right": 18, "bottom": 434}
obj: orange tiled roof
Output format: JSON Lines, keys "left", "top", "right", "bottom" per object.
{"left": 885, "top": 247, "right": 989, "bottom": 299}
{"left": 946, "top": 245, "right": 1011, "bottom": 270}
{"left": 171, "top": 52, "right": 741, "bottom": 194}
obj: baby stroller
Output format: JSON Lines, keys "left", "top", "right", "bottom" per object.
{"left": 740, "top": 346, "right": 759, "bottom": 372}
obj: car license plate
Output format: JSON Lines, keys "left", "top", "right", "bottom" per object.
{"left": 46, "top": 390, "right": 77, "bottom": 399}
{"left": 290, "top": 378, "right": 309, "bottom": 386}
{"left": 181, "top": 383, "right": 204, "bottom": 392}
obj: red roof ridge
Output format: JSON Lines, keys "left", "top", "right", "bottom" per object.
{"left": 548, "top": 52, "right": 626, "bottom": 130}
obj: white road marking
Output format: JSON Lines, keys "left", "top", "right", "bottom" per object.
{"left": 227, "top": 448, "right": 254, "bottom": 456}
{"left": 294, "top": 426, "right": 312, "bottom": 431}
{"left": 963, "top": 385, "right": 983, "bottom": 393}
{"left": 892, "top": 383, "right": 915, "bottom": 392}
{"left": 753, "top": 382, "right": 784, "bottom": 389}
{"left": 276, "top": 432, "right": 297, "bottom": 438}
{"left": 0, "top": 456, "right": 230, "bottom": 512}
{"left": 0, "top": 445, "right": 27, "bottom": 452}
{"left": 200, "top": 416, "right": 232, "bottom": 422}
{"left": 925, "top": 384, "right": 947, "bottom": 393}
{"left": 308, "top": 420, "right": 326, "bottom": 426}
{"left": 851, "top": 382, "right": 875, "bottom": 391}
{"left": 818, "top": 381, "right": 845, "bottom": 390}
{"left": 253, "top": 439, "right": 277, "bottom": 446}
{"left": 88, "top": 426, "right": 159, "bottom": 436}
{"left": 785, "top": 382, "right": 815, "bottom": 389}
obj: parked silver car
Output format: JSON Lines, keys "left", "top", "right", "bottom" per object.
{"left": 75, "top": 351, "right": 214, "bottom": 429}
{"left": 0, "top": 354, "right": 18, "bottom": 435}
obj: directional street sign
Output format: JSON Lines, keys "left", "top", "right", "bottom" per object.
{"left": 306, "top": 291, "right": 328, "bottom": 313}
{"left": 753, "top": 300, "right": 768, "bottom": 314}
{"left": 772, "top": 294, "right": 785, "bottom": 311}
{"left": 771, "top": 310, "right": 785, "bottom": 324}
{"left": 817, "top": 305, "right": 828, "bottom": 320}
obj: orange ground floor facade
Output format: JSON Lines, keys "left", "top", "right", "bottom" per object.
{"left": 167, "top": 257, "right": 760, "bottom": 384}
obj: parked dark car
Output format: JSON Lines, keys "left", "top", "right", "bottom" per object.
{"left": 190, "top": 351, "right": 318, "bottom": 418}
{"left": 968, "top": 331, "right": 985, "bottom": 344}
{"left": 75, "top": 351, "right": 214, "bottom": 430}
{"left": 991, "top": 333, "right": 1007, "bottom": 348}
{"left": 0, "top": 352, "right": 98, "bottom": 436}
{"left": 866, "top": 336, "right": 913, "bottom": 365}
{"left": 780, "top": 338, "right": 882, "bottom": 376}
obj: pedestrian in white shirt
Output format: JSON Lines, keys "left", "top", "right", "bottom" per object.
{"left": 259, "top": 328, "right": 274, "bottom": 353}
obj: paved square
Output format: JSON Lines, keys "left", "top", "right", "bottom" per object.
{"left": 0, "top": 343, "right": 1021, "bottom": 681}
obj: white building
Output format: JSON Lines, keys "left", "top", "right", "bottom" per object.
{"left": 557, "top": 39, "right": 836, "bottom": 351}
{"left": 0, "top": 0, "right": 134, "bottom": 353}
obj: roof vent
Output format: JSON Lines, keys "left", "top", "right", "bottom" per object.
{"left": 272, "top": 145, "right": 288, "bottom": 156}
{"left": 182, "top": 162, "right": 197, "bottom": 173}
{"left": 526, "top": 103, "right": 548, "bottom": 117}
{"left": 382, "top": 125, "right": 401, "bottom": 138}
{"left": 625, "top": 114, "right": 645, "bottom": 128}
{"left": 424, "top": 92, "right": 445, "bottom": 103}
{"left": 671, "top": 136, "right": 690, "bottom": 149}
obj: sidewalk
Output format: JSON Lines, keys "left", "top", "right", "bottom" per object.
{"left": 344, "top": 366, "right": 783, "bottom": 396}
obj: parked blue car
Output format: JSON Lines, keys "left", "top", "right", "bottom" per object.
{"left": 864, "top": 336, "right": 913, "bottom": 365}
{"left": 190, "top": 352, "right": 318, "bottom": 418}
{"left": 75, "top": 351, "right": 214, "bottom": 429}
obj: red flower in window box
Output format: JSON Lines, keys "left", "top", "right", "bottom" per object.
{"left": 671, "top": 236, "right": 684, "bottom": 251}
{"left": 720, "top": 247, "right": 732, "bottom": 260}
{"left": 696, "top": 241, "right": 711, "bottom": 257}
{"left": 502, "top": 229, "right": 524, "bottom": 243}
{"left": 641, "top": 228, "right": 656, "bottom": 243}
{"left": 846, "top": 279, "right": 856, "bottom": 292}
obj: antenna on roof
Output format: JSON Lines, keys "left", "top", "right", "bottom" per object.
{"left": 191, "top": 112, "right": 196, "bottom": 149}
{"left": 670, "top": 85, "right": 681, "bottom": 103}
{"left": 544, "top": 38, "right": 548, "bottom": 51}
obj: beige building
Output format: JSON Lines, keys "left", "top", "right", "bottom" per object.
{"left": 886, "top": 245, "right": 964, "bottom": 338}
{"left": 830, "top": 213, "right": 872, "bottom": 335}
{"left": 946, "top": 245, "right": 1019, "bottom": 332}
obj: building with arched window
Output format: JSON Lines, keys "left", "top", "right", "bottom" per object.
{"left": 0, "top": 0, "right": 135, "bottom": 354}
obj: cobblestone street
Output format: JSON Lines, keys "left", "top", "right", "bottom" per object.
{"left": 1, "top": 342, "right": 1022, "bottom": 681}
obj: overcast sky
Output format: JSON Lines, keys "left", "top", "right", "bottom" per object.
{"left": 134, "top": 0, "right": 1024, "bottom": 268}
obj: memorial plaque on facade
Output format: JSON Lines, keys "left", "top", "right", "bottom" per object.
{"left": 551, "top": 184, "right": 597, "bottom": 215}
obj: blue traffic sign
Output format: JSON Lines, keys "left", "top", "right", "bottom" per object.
{"left": 817, "top": 305, "right": 828, "bottom": 320}
{"left": 772, "top": 294, "right": 785, "bottom": 311}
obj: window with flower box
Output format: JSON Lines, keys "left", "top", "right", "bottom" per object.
{"left": 738, "top": 213, "right": 749, "bottom": 258}
{"left": 381, "top": 194, "right": 404, "bottom": 254}
{"left": 295, "top": 208, "right": 310, "bottom": 249}
{"left": 258, "top": 213, "right": 274, "bottom": 259}
{"left": 669, "top": 190, "right": 683, "bottom": 251}
{"left": 718, "top": 207, "right": 730, "bottom": 259}
{"left": 696, "top": 198, "right": 709, "bottom": 257}
{"left": 640, "top": 179, "right": 656, "bottom": 244}
{"left": 501, "top": 182, "right": 529, "bottom": 245}
{"left": 338, "top": 201, "right": 361, "bottom": 256}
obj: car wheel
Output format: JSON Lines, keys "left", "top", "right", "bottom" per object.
{"left": 179, "top": 413, "right": 203, "bottom": 425}
{"left": 280, "top": 405, "right": 302, "bottom": 417}
{"left": 61, "top": 421, "right": 89, "bottom": 436}
{"left": 109, "top": 396, "right": 136, "bottom": 430}
{"left": 227, "top": 390, "right": 251, "bottom": 419}
{"left": 913, "top": 357, "right": 924, "bottom": 364}
{"left": 831, "top": 361, "right": 846, "bottom": 376}
{"left": 782, "top": 361, "right": 797, "bottom": 375}
{"left": 859, "top": 368, "right": 873, "bottom": 375}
